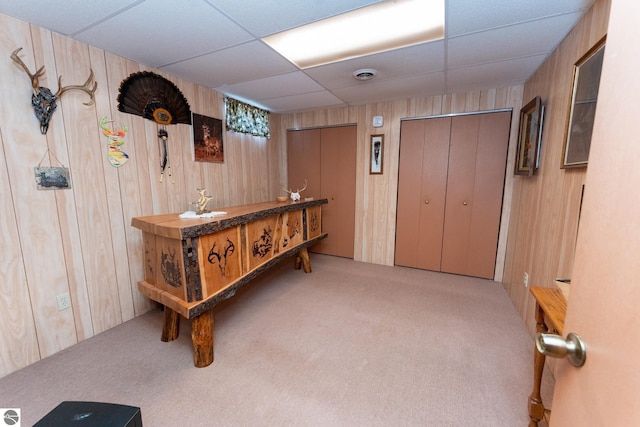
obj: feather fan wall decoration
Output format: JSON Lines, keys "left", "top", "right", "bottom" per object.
{"left": 117, "top": 71, "right": 191, "bottom": 125}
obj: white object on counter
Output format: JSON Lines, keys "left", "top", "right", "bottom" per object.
{"left": 179, "top": 210, "right": 227, "bottom": 219}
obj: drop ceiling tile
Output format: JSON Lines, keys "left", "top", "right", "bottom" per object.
{"left": 260, "top": 91, "right": 346, "bottom": 114}
{"left": 333, "top": 73, "right": 446, "bottom": 105}
{"left": 0, "top": 0, "right": 140, "bottom": 35}
{"left": 74, "top": 0, "right": 253, "bottom": 67}
{"left": 217, "top": 72, "right": 324, "bottom": 101}
{"left": 160, "top": 41, "right": 297, "bottom": 88}
{"left": 0, "top": 0, "right": 596, "bottom": 113}
{"left": 448, "top": 12, "right": 582, "bottom": 68}
{"left": 446, "top": 55, "right": 546, "bottom": 90}
{"left": 305, "top": 41, "right": 445, "bottom": 89}
{"left": 207, "top": 0, "right": 381, "bottom": 37}
{"left": 447, "top": 0, "right": 594, "bottom": 36}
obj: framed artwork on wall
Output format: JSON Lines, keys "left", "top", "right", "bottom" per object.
{"left": 34, "top": 166, "right": 71, "bottom": 190}
{"left": 515, "top": 96, "right": 544, "bottom": 176}
{"left": 192, "top": 113, "right": 224, "bottom": 163}
{"left": 562, "top": 36, "right": 606, "bottom": 168}
{"left": 370, "top": 134, "right": 384, "bottom": 174}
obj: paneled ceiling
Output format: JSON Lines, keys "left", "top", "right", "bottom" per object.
{"left": 0, "top": 0, "right": 595, "bottom": 114}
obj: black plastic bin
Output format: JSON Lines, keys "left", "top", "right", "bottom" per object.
{"left": 34, "top": 401, "right": 142, "bottom": 426}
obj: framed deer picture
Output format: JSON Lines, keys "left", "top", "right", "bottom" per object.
{"left": 192, "top": 113, "right": 224, "bottom": 163}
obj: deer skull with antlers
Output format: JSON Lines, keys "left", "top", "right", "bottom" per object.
{"left": 282, "top": 179, "right": 308, "bottom": 202}
{"left": 11, "top": 47, "right": 97, "bottom": 134}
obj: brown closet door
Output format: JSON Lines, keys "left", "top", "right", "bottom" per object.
{"left": 395, "top": 117, "right": 450, "bottom": 270}
{"left": 440, "top": 111, "right": 511, "bottom": 278}
{"left": 314, "top": 126, "right": 356, "bottom": 258}
{"left": 287, "top": 129, "right": 321, "bottom": 199}
{"left": 287, "top": 126, "right": 356, "bottom": 259}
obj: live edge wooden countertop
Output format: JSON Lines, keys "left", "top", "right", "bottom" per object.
{"left": 131, "top": 198, "right": 328, "bottom": 240}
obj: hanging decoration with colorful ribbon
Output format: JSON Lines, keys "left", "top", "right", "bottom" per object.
{"left": 99, "top": 117, "right": 129, "bottom": 167}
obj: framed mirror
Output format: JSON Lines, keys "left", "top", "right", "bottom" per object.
{"left": 562, "top": 36, "right": 606, "bottom": 168}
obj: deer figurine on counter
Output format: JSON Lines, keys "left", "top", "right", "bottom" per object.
{"left": 10, "top": 47, "right": 97, "bottom": 134}
{"left": 282, "top": 179, "right": 308, "bottom": 202}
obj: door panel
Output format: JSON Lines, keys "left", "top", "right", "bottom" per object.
{"left": 397, "top": 118, "right": 451, "bottom": 269}
{"left": 551, "top": 4, "right": 640, "bottom": 423}
{"left": 440, "top": 114, "right": 479, "bottom": 276}
{"left": 465, "top": 111, "right": 511, "bottom": 278}
{"left": 316, "top": 126, "right": 356, "bottom": 258}
{"left": 287, "top": 129, "right": 320, "bottom": 200}
{"left": 395, "top": 119, "right": 427, "bottom": 267}
{"left": 416, "top": 117, "right": 451, "bottom": 270}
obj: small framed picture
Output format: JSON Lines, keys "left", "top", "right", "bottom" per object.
{"left": 370, "top": 134, "right": 384, "bottom": 174}
{"left": 515, "top": 96, "right": 544, "bottom": 176}
{"left": 34, "top": 166, "right": 71, "bottom": 190}
{"left": 192, "top": 113, "right": 224, "bottom": 163}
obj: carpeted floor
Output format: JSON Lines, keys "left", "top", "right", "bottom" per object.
{"left": 0, "top": 254, "right": 554, "bottom": 426}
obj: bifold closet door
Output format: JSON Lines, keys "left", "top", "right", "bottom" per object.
{"left": 395, "top": 117, "right": 451, "bottom": 270}
{"left": 287, "top": 126, "right": 356, "bottom": 258}
{"left": 313, "top": 126, "right": 356, "bottom": 258}
{"left": 440, "top": 111, "right": 511, "bottom": 279}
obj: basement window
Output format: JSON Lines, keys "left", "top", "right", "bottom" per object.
{"left": 225, "top": 97, "right": 270, "bottom": 138}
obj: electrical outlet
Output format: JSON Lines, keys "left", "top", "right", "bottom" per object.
{"left": 56, "top": 292, "right": 72, "bottom": 311}
{"left": 524, "top": 272, "right": 529, "bottom": 288}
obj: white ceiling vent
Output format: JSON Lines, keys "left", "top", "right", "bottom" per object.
{"left": 353, "top": 68, "right": 377, "bottom": 81}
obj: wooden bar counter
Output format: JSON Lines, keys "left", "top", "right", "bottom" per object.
{"left": 131, "top": 198, "right": 328, "bottom": 367}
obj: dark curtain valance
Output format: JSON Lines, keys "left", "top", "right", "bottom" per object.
{"left": 224, "top": 97, "right": 270, "bottom": 138}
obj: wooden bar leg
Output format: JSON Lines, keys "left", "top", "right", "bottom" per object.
{"left": 528, "top": 303, "right": 548, "bottom": 427}
{"left": 192, "top": 309, "right": 214, "bottom": 368}
{"left": 161, "top": 307, "right": 180, "bottom": 342}
{"left": 299, "top": 248, "right": 312, "bottom": 273}
{"left": 294, "top": 254, "right": 302, "bottom": 270}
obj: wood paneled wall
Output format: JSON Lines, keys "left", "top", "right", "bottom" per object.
{"left": 0, "top": 13, "right": 285, "bottom": 377}
{"left": 502, "top": 0, "right": 610, "bottom": 336}
{"left": 0, "top": 0, "right": 610, "bottom": 378}
{"left": 280, "top": 89, "right": 524, "bottom": 276}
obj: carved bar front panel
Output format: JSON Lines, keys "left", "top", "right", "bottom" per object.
{"left": 131, "top": 199, "right": 328, "bottom": 319}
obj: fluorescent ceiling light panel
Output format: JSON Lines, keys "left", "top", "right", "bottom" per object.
{"left": 263, "top": 0, "right": 444, "bottom": 69}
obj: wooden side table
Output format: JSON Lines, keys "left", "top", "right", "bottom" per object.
{"left": 528, "top": 287, "right": 567, "bottom": 426}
